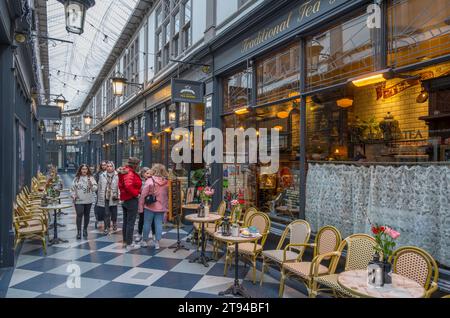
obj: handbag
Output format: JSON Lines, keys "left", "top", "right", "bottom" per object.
{"left": 144, "top": 177, "right": 157, "bottom": 205}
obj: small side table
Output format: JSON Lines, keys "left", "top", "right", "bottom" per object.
{"left": 185, "top": 213, "right": 222, "bottom": 267}
{"left": 213, "top": 232, "right": 261, "bottom": 298}
{"left": 41, "top": 204, "right": 72, "bottom": 246}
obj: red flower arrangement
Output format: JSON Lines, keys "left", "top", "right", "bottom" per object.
{"left": 371, "top": 224, "right": 400, "bottom": 259}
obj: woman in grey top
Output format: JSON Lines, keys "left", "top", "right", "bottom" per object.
{"left": 97, "top": 162, "right": 120, "bottom": 235}
{"left": 71, "top": 164, "right": 98, "bottom": 239}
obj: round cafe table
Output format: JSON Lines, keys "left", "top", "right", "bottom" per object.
{"left": 337, "top": 270, "right": 426, "bottom": 298}
{"left": 214, "top": 232, "right": 262, "bottom": 298}
{"left": 41, "top": 204, "right": 72, "bottom": 246}
{"left": 185, "top": 213, "right": 222, "bottom": 267}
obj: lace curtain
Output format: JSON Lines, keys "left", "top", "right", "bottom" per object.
{"left": 306, "top": 164, "right": 450, "bottom": 266}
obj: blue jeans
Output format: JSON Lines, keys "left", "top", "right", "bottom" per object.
{"left": 143, "top": 209, "right": 164, "bottom": 242}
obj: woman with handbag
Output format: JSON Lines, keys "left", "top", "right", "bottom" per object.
{"left": 97, "top": 161, "right": 120, "bottom": 235}
{"left": 135, "top": 167, "right": 156, "bottom": 243}
{"left": 71, "top": 164, "right": 98, "bottom": 239}
{"left": 138, "top": 164, "right": 169, "bottom": 250}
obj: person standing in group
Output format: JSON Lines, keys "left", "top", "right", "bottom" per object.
{"left": 94, "top": 161, "right": 108, "bottom": 229}
{"left": 136, "top": 167, "right": 156, "bottom": 243}
{"left": 97, "top": 161, "right": 120, "bottom": 235}
{"left": 138, "top": 164, "right": 169, "bottom": 250}
{"left": 118, "top": 157, "right": 142, "bottom": 251}
{"left": 71, "top": 164, "right": 98, "bottom": 240}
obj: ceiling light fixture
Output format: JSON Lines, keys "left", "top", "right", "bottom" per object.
{"left": 57, "top": 0, "right": 96, "bottom": 35}
{"left": 349, "top": 69, "right": 393, "bottom": 88}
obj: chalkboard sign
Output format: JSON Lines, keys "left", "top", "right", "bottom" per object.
{"left": 168, "top": 179, "right": 182, "bottom": 222}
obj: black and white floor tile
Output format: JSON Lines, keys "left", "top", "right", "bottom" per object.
{"left": 4, "top": 174, "right": 308, "bottom": 298}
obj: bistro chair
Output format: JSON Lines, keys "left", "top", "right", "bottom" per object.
{"left": 260, "top": 220, "right": 311, "bottom": 286}
{"left": 15, "top": 199, "right": 48, "bottom": 227}
{"left": 241, "top": 207, "right": 259, "bottom": 227}
{"left": 311, "top": 233, "right": 378, "bottom": 298}
{"left": 205, "top": 200, "right": 227, "bottom": 235}
{"left": 390, "top": 246, "right": 439, "bottom": 298}
{"left": 224, "top": 212, "right": 271, "bottom": 284}
{"left": 279, "top": 225, "right": 342, "bottom": 298}
{"left": 13, "top": 213, "right": 47, "bottom": 254}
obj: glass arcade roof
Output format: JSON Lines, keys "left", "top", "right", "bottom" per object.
{"left": 46, "top": 0, "right": 140, "bottom": 111}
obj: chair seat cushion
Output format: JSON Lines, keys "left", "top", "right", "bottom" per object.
{"left": 314, "top": 274, "right": 354, "bottom": 297}
{"left": 262, "top": 250, "right": 299, "bottom": 263}
{"left": 229, "top": 243, "right": 262, "bottom": 255}
{"left": 283, "top": 262, "right": 328, "bottom": 279}
{"left": 18, "top": 225, "right": 45, "bottom": 234}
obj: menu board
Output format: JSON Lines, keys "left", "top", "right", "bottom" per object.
{"left": 168, "top": 179, "right": 182, "bottom": 222}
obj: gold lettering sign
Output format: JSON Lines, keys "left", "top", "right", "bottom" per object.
{"left": 240, "top": 0, "right": 338, "bottom": 54}
{"left": 241, "top": 12, "right": 293, "bottom": 53}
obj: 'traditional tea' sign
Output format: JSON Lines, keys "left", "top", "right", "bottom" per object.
{"left": 171, "top": 79, "right": 204, "bottom": 104}
{"left": 216, "top": 0, "right": 351, "bottom": 71}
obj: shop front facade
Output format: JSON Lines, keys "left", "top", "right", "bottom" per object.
{"left": 210, "top": 0, "right": 450, "bottom": 270}
{"left": 0, "top": 0, "right": 45, "bottom": 268}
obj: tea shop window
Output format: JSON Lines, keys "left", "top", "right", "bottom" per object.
{"left": 306, "top": 10, "right": 376, "bottom": 92}
{"left": 387, "top": 0, "right": 450, "bottom": 69}
{"left": 305, "top": 65, "right": 449, "bottom": 164}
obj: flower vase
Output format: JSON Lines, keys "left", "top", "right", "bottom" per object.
{"left": 204, "top": 204, "right": 210, "bottom": 217}
{"left": 383, "top": 262, "right": 392, "bottom": 285}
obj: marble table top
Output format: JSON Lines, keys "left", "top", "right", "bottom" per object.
{"left": 213, "top": 232, "right": 262, "bottom": 244}
{"left": 185, "top": 213, "right": 222, "bottom": 223}
{"left": 40, "top": 204, "right": 73, "bottom": 211}
{"left": 338, "top": 270, "right": 425, "bottom": 298}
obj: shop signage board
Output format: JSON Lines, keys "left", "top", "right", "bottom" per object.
{"left": 171, "top": 79, "right": 204, "bottom": 104}
{"left": 43, "top": 132, "right": 57, "bottom": 140}
{"left": 215, "top": 0, "right": 353, "bottom": 71}
{"left": 37, "top": 105, "right": 62, "bottom": 120}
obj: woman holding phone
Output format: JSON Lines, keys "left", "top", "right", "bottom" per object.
{"left": 71, "top": 164, "right": 98, "bottom": 239}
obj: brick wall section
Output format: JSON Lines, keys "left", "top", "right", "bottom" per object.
{"left": 353, "top": 79, "right": 429, "bottom": 140}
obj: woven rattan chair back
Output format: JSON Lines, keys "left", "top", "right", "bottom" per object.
{"left": 285, "top": 220, "right": 311, "bottom": 255}
{"left": 243, "top": 207, "right": 259, "bottom": 227}
{"left": 315, "top": 226, "right": 342, "bottom": 260}
{"left": 217, "top": 201, "right": 227, "bottom": 217}
{"left": 340, "top": 234, "right": 378, "bottom": 271}
{"left": 248, "top": 212, "right": 271, "bottom": 247}
{"left": 390, "top": 246, "right": 439, "bottom": 290}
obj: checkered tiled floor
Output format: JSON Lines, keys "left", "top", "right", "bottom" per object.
{"left": 5, "top": 175, "right": 308, "bottom": 298}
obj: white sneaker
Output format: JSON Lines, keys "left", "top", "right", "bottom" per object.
{"left": 140, "top": 240, "right": 148, "bottom": 248}
{"left": 126, "top": 244, "right": 140, "bottom": 251}
{"left": 154, "top": 242, "right": 160, "bottom": 250}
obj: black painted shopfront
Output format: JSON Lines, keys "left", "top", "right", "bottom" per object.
{"left": 207, "top": 0, "right": 450, "bottom": 239}
{"left": 0, "top": 19, "right": 44, "bottom": 268}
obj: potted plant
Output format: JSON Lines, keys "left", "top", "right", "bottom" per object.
{"left": 371, "top": 224, "right": 401, "bottom": 284}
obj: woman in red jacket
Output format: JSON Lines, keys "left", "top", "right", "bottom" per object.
{"left": 117, "top": 157, "right": 142, "bottom": 251}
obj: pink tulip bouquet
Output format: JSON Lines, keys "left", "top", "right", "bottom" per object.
{"left": 371, "top": 224, "right": 401, "bottom": 259}
{"left": 200, "top": 186, "right": 215, "bottom": 205}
